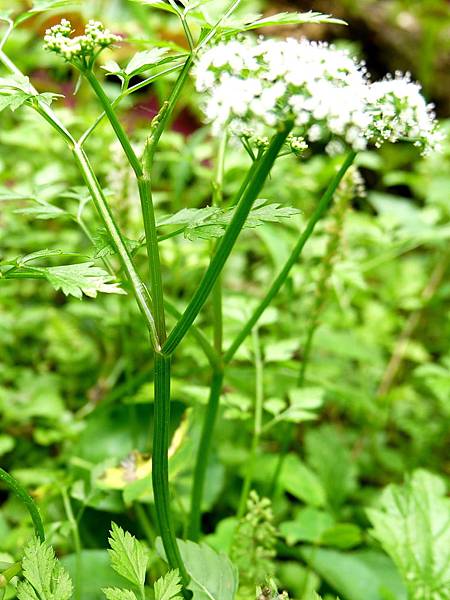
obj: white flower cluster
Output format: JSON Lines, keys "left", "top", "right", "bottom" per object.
{"left": 193, "top": 37, "right": 440, "bottom": 155}
{"left": 44, "top": 19, "right": 121, "bottom": 68}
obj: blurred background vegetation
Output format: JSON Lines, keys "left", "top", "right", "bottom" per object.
{"left": 1, "top": 1, "right": 450, "bottom": 599}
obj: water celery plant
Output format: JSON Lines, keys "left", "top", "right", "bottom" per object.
{"left": 0, "top": 2, "right": 441, "bottom": 597}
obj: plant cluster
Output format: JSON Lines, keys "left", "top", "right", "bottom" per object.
{"left": 0, "top": 0, "right": 449, "bottom": 599}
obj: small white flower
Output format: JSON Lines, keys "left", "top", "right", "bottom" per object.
{"left": 193, "top": 37, "right": 439, "bottom": 155}
{"left": 44, "top": 19, "right": 121, "bottom": 68}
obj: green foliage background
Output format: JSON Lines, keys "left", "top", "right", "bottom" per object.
{"left": 0, "top": 1, "right": 449, "bottom": 599}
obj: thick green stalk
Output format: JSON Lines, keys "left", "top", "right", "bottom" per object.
{"left": 152, "top": 353, "right": 189, "bottom": 584}
{"left": 0, "top": 468, "right": 45, "bottom": 542}
{"left": 163, "top": 125, "right": 293, "bottom": 355}
{"left": 224, "top": 151, "right": 357, "bottom": 364}
{"left": 188, "top": 369, "right": 224, "bottom": 541}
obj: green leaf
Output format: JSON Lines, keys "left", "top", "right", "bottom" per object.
{"left": 157, "top": 539, "right": 238, "bottom": 600}
{"left": 280, "top": 508, "right": 334, "bottom": 545}
{"left": 154, "top": 569, "right": 183, "bottom": 600}
{"left": 17, "top": 538, "right": 73, "bottom": 600}
{"left": 132, "top": 0, "right": 179, "bottom": 15}
{"left": 14, "top": 0, "right": 80, "bottom": 25}
{"left": 366, "top": 470, "right": 450, "bottom": 599}
{"left": 242, "top": 11, "right": 346, "bottom": 31}
{"left": 108, "top": 523, "right": 148, "bottom": 588}
{"left": 301, "top": 548, "right": 406, "bottom": 600}
{"left": 279, "top": 454, "right": 326, "bottom": 507}
{"left": 305, "top": 425, "right": 358, "bottom": 510}
{"left": 0, "top": 76, "right": 62, "bottom": 111}
{"left": 103, "top": 588, "right": 137, "bottom": 600}
{"left": 93, "top": 228, "right": 141, "bottom": 259}
{"left": 15, "top": 199, "right": 67, "bottom": 220}
{"left": 157, "top": 200, "right": 299, "bottom": 241}
{"left": 125, "top": 48, "right": 170, "bottom": 76}
{"left": 43, "top": 263, "right": 126, "bottom": 298}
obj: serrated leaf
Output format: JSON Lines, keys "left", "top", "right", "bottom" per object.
{"left": 15, "top": 199, "right": 67, "bottom": 220}
{"left": 132, "top": 0, "right": 179, "bottom": 15}
{"left": 157, "top": 200, "right": 299, "bottom": 241}
{"left": 93, "top": 228, "right": 141, "bottom": 259}
{"left": 108, "top": 523, "right": 148, "bottom": 588}
{"left": 16, "top": 537, "right": 73, "bottom": 600}
{"left": 367, "top": 470, "right": 450, "bottom": 599}
{"left": 43, "top": 263, "right": 126, "bottom": 298}
{"left": 103, "top": 588, "right": 137, "bottom": 600}
{"left": 154, "top": 569, "right": 183, "bottom": 600}
{"left": 242, "top": 11, "right": 346, "bottom": 30}
{"left": 157, "top": 539, "right": 238, "bottom": 600}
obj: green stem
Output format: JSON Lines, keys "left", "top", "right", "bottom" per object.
{"left": 224, "top": 150, "right": 357, "bottom": 364}
{"left": 0, "top": 468, "right": 45, "bottom": 542}
{"left": 163, "top": 125, "right": 293, "bottom": 355}
{"left": 188, "top": 369, "right": 224, "bottom": 541}
{"left": 152, "top": 353, "right": 189, "bottom": 585}
{"left": 143, "top": 56, "right": 194, "bottom": 174}
{"left": 134, "top": 503, "right": 156, "bottom": 546}
{"left": 0, "top": 561, "right": 22, "bottom": 586}
{"left": 61, "top": 488, "right": 81, "bottom": 600}
{"left": 72, "top": 145, "right": 160, "bottom": 350}
{"left": 83, "top": 70, "right": 143, "bottom": 177}
{"left": 237, "top": 329, "right": 264, "bottom": 518}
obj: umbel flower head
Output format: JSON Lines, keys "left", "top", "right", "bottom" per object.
{"left": 44, "top": 19, "right": 121, "bottom": 70}
{"left": 193, "top": 37, "right": 440, "bottom": 155}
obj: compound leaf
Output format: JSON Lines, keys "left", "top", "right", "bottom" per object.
{"left": 44, "top": 263, "right": 126, "bottom": 298}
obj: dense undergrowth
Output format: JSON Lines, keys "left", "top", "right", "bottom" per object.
{"left": 0, "top": 1, "right": 449, "bottom": 599}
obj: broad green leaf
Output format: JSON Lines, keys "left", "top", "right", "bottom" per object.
{"left": 43, "top": 263, "right": 126, "bottom": 298}
{"left": 108, "top": 523, "right": 148, "bottom": 588}
{"left": 154, "top": 569, "right": 183, "bottom": 600}
{"left": 367, "top": 470, "right": 450, "bottom": 600}
{"left": 305, "top": 425, "right": 358, "bottom": 510}
{"left": 62, "top": 550, "right": 131, "bottom": 600}
{"left": 103, "top": 588, "right": 137, "bottom": 600}
{"left": 321, "top": 523, "right": 363, "bottom": 549}
{"left": 17, "top": 538, "right": 73, "bottom": 600}
{"left": 279, "top": 454, "right": 326, "bottom": 507}
{"left": 301, "top": 548, "right": 406, "bottom": 600}
{"left": 280, "top": 508, "right": 334, "bottom": 545}
{"left": 157, "top": 539, "right": 238, "bottom": 600}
